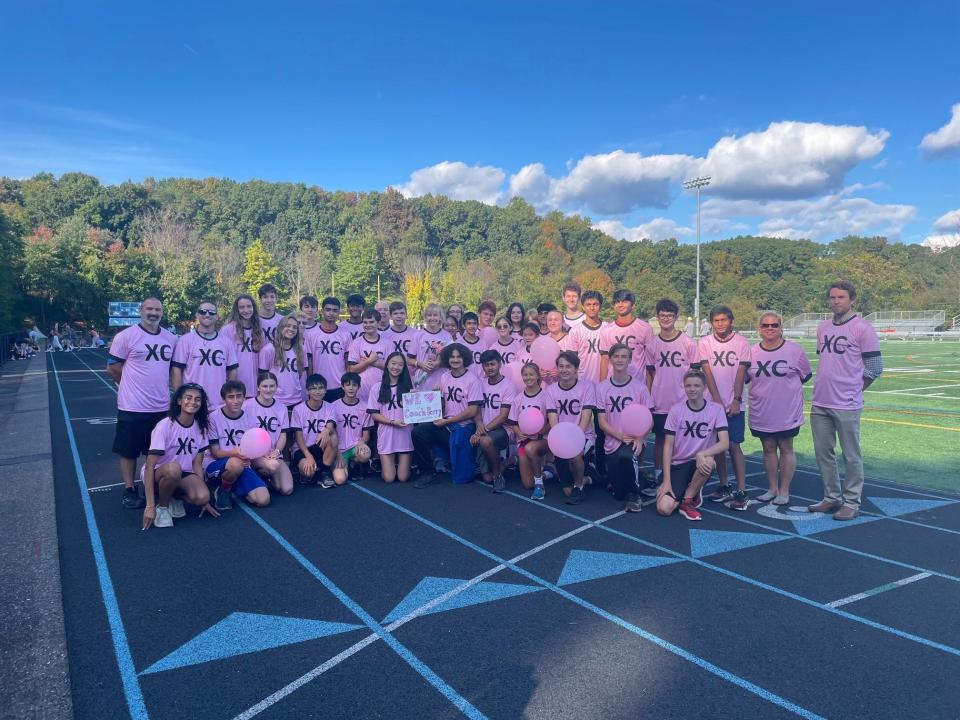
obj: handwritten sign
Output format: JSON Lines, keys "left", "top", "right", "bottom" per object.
{"left": 403, "top": 391, "right": 442, "bottom": 424}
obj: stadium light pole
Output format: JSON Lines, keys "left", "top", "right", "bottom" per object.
{"left": 682, "top": 176, "right": 711, "bottom": 333}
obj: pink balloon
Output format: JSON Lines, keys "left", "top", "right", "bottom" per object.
{"left": 530, "top": 336, "right": 560, "bottom": 371}
{"left": 621, "top": 403, "right": 653, "bottom": 438}
{"left": 547, "top": 422, "right": 586, "bottom": 459}
{"left": 239, "top": 427, "right": 272, "bottom": 459}
{"left": 518, "top": 407, "right": 544, "bottom": 436}
{"left": 505, "top": 362, "right": 525, "bottom": 391}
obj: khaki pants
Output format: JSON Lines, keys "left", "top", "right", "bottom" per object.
{"left": 810, "top": 404, "right": 864, "bottom": 508}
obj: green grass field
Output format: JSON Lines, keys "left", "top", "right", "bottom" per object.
{"left": 738, "top": 340, "right": 960, "bottom": 492}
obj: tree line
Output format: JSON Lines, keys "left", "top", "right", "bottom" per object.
{"left": 1, "top": 172, "right": 958, "bottom": 332}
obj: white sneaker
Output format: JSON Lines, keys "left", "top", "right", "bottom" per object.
{"left": 168, "top": 497, "right": 186, "bottom": 518}
{"left": 154, "top": 506, "right": 174, "bottom": 528}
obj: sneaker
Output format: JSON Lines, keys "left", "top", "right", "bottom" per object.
{"left": 531, "top": 485, "right": 545, "bottom": 501}
{"left": 707, "top": 484, "right": 733, "bottom": 503}
{"left": 122, "top": 486, "right": 145, "bottom": 510}
{"left": 493, "top": 474, "right": 506, "bottom": 493}
{"left": 413, "top": 473, "right": 437, "bottom": 489}
{"left": 625, "top": 493, "right": 642, "bottom": 513}
{"left": 319, "top": 473, "right": 336, "bottom": 489}
{"left": 565, "top": 486, "right": 584, "bottom": 505}
{"left": 678, "top": 498, "right": 702, "bottom": 521}
{"left": 729, "top": 490, "right": 749, "bottom": 511}
{"left": 692, "top": 487, "right": 704, "bottom": 508}
{"left": 756, "top": 490, "right": 776, "bottom": 502}
{"left": 214, "top": 488, "right": 233, "bottom": 511}
{"left": 370, "top": 457, "right": 382, "bottom": 474}
{"left": 153, "top": 506, "right": 174, "bottom": 528}
{"left": 543, "top": 464, "right": 557, "bottom": 481}
{"left": 169, "top": 496, "right": 187, "bottom": 517}
{"left": 641, "top": 471, "right": 662, "bottom": 497}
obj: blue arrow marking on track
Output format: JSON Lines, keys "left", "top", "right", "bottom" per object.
{"left": 790, "top": 514, "right": 879, "bottom": 536}
{"left": 141, "top": 612, "right": 362, "bottom": 675}
{"left": 383, "top": 576, "right": 542, "bottom": 624}
{"left": 557, "top": 550, "right": 681, "bottom": 586}
{"left": 689, "top": 529, "right": 789, "bottom": 558}
{"left": 869, "top": 496, "right": 957, "bottom": 518}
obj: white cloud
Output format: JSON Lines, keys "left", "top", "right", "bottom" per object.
{"left": 594, "top": 217, "right": 693, "bottom": 242}
{"left": 921, "top": 234, "right": 960, "bottom": 251}
{"left": 702, "top": 186, "right": 915, "bottom": 241}
{"left": 508, "top": 163, "right": 553, "bottom": 211}
{"left": 394, "top": 161, "right": 505, "bottom": 204}
{"left": 933, "top": 208, "right": 960, "bottom": 232}
{"left": 921, "top": 103, "right": 960, "bottom": 157}
{"left": 695, "top": 121, "right": 888, "bottom": 200}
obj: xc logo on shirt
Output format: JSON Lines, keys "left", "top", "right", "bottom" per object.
{"left": 608, "top": 395, "right": 632, "bottom": 413}
{"left": 556, "top": 398, "right": 582, "bottom": 416}
{"left": 393, "top": 339, "right": 413, "bottom": 355}
{"left": 199, "top": 348, "right": 225, "bottom": 367}
{"left": 446, "top": 387, "right": 464, "bottom": 403}
{"left": 240, "top": 336, "right": 254, "bottom": 353}
{"left": 711, "top": 351, "right": 737, "bottom": 367}
{"left": 224, "top": 428, "right": 245, "bottom": 446}
{"left": 681, "top": 421, "right": 709, "bottom": 439}
{"left": 258, "top": 416, "right": 279, "bottom": 432}
{"left": 819, "top": 335, "right": 847, "bottom": 354}
{"left": 264, "top": 326, "right": 276, "bottom": 343}
{"left": 482, "top": 392, "right": 502, "bottom": 410}
{"left": 658, "top": 351, "right": 683, "bottom": 368}
{"left": 340, "top": 413, "right": 360, "bottom": 430}
{"left": 613, "top": 335, "right": 637, "bottom": 349}
{"left": 306, "top": 419, "right": 327, "bottom": 435}
{"left": 501, "top": 351, "right": 517, "bottom": 364}
{"left": 387, "top": 392, "right": 403, "bottom": 411}
{"left": 314, "top": 339, "right": 343, "bottom": 356}
{"left": 282, "top": 356, "right": 300, "bottom": 373}
{"left": 145, "top": 344, "right": 173, "bottom": 362}
{"left": 754, "top": 360, "right": 788, "bottom": 378}
{"left": 586, "top": 337, "right": 600, "bottom": 354}
{"left": 176, "top": 438, "right": 196, "bottom": 455}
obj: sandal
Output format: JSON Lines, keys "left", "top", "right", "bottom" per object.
{"left": 772, "top": 495, "right": 790, "bottom": 506}
{"left": 757, "top": 491, "right": 776, "bottom": 502}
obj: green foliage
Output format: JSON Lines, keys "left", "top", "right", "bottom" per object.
{"left": 335, "top": 229, "right": 380, "bottom": 299}
{"left": 241, "top": 239, "right": 284, "bottom": 299}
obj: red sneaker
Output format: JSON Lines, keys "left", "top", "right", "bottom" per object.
{"left": 678, "top": 498, "right": 702, "bottom": 521}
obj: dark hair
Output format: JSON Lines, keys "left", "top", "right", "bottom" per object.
{"left": 709, "top": 305, "right": 733, "bottom": 322}
{"left": 477, "top": 300, "right": 497, "bottom": 314}
{"left": 462, "top": 311, "right": 479, "bottom": 324}
{"left": 441, "top": 343, "right": 472, "bottom": 368}
{"left": 321, "top": 296, "right": 341, "bottom": 309}
{"left": 581, "top": 290, "right": 603, "bottom": 305}
{"left": 612, "top": 289, "right": 635, "bottom": 304}
{"left": 505, "top": 303, "right": 525, "bottom": 328}
{"left": 378, "top": 351, "right": 413, "bottom": 404}
{"left": 556, "top": 350, "right": 580, "bottom": 369}
{"left": 479, "top": 349, "right": 502, "bottom": 365}
{"left": 220, "top": 380, "right": 246, "bottom": 397}
{"left": 607, "top": 342, "right": 632, "bottom": 359}
{"left": 170, "top": 384, "right": 210, "bottom": 433}
{"left": 306, "top": 373, "right": 327, "bottom": 388}
{"left": 655, "top": 298, "right": 679, "bottom": 315}
{"left": 563, "top": 281, "right": 582, "bottom": 296}
{"left": 340, "top": 371, "right": 361, "bottom": 387}
{"left": 258, "top": 284, "right": 278, "bottom": 298}
{"left": 299, "top": 295, "right": 318, "bottom": 309}
{"left": 257, "top": 371, "right": 278, "bottom": 385}
{"left": 522, "top": 322, "right": 541, "bottom": 336}
{"left": 827, "top": 281, "right": 857, "bottom": 300}
{"left": 683, "top": 368, "right": 707, "bottom": 385}
{"left": 362, "top": 308, "right": 381, "bottom": 322}
{"left": 389, "top": 301, "right": 406, "bottom": 314}
{"left": 346, "top": 293, "right": 365, "bottom": 307}
{"left": 537, "top": 302, "right": 557, "bottom": 314}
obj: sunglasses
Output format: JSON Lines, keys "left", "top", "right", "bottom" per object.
{"left": 760, "top": 322, "right": 781, "bottom": 328}
{"left": 197, "top": 309, "right": 217, "bottom": 316}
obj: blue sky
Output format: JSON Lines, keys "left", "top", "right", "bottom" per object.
{"left": 2, "top": 1, "right": 958, "bottom": 246}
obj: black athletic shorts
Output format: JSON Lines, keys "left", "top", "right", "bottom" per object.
{"left": 750, "top": 426, "right": 801, "bottom": 440}
{"left": 652, "top": 413, "right": 669, "bottom": 437}
{"left": 112, "top": 410, "right": 167, "bottom": 459}
{"left": 666, "top": 460, "right": 697, "bottom": 501}
{"left": 292, "top": 444, "right": 333, "bottom": 474}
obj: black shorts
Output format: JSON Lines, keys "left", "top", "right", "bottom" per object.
{"left": 292, "top": 444, "right": 333, "bottom": 473}
{"left": 750, "top": 426, "right": 801, "bottom": 440}
{"left": 652, "top": 413, "right": 669, "bottom": 437}
{"left": 112, "top": 410, "right": 167, "bottom": 459}
{"left": 666, "top": 460, "right": 697, "bottom": 500}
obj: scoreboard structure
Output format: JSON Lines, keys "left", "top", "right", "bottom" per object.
{"left": 108, "top": 301, "right": 141, "bottom": 327}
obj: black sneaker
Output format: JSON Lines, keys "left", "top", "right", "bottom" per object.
{"left": 565, "top": 486, "right": 584, "bottom": 505}
{"left": 214, "top": 487, "right": 233, "bottom": 511}
{"left": 122, "top": 486, "right": 145, "bottom": 509}
{"left": 413, "top": 473, "right": 437, "bottom": 489}
{"left": 493, "top": 474, "right": 506, "bottom": 493}
{"left": 319, "top": 473, "right": 336, "bottom": 489}
{"left": 625, "top": 493, "right": 642, "bottom": 513}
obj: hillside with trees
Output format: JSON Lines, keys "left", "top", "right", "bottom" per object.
{"left": 2, "top": 172, "right": 958, "bottom": 331}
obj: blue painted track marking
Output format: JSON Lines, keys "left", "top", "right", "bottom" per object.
{"left": 51, "top": 355, "right": 149, "bottom": 719}
{"left": 350, "top": 484, "right": 826, "bottom": 720}
{"left": 503, "top": 490, "right": 960, "bottom": 658}
{"left": 237, "top": 503, "right": 487, "bottom": 720}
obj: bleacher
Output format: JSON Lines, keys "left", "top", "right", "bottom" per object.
{"left": 783, "top": 312, "right": 830, "bottom": 338}
{"left": 784, "top": 310, "right": 957, "bottom": 341}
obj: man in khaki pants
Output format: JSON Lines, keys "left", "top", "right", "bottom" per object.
{"left": 808, "top": 281, "right": 882, "bottom": 521}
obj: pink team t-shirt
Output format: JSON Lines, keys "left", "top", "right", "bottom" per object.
{"left": 329, "top": 398, "right": 367, "bottom": 451}
{"left": 347, "top": 333, "right": 388, "bottom": 401}
{"left": 439, "top": 370, "right": 483, "bottom": 427}
{"left": 645, "top": 332, "right": 700, "bottom": 414}
{"left": 291, "top": 400, "right": 336, "bottom": 447}
{"left": 343, "top": 320, "right": 365, "bottom": 343}
{"left": 242, "top": 397, "right": 290, "bottom": 448}
{"left": 546, "top": 379, "right": 597, "bottom": 441}
{"left": 220, "top": 323, "right": 260, "bottom": 398}
{"left": 600, "top": 319, "right": 654, "bottom": 376}
{"left": 204, "top": 407, "right": 254, "bottom": 466}
{"left": 171, "top": 330, "right": 239, "bottom": 410}
{"left": 748, "top": 340, "right": 813, "bottom": 433}
{"left": 382, "top": 325, "right": 422, "bottom": 360}
{"left": 259, "top": 313, "right": 282, "bottom": 345}
{"left": 664, "top": 399, "right": 728, "bottom": 464}
{"left": 568, "top": 320, "right": 606, "bottom": 383}
{"left": 508, "top": 386, "right": 550, "bottom": 434}
{"left": 460, "top": 336, "right": 487, "bottom": 379}
{"left": 479, "top": 375, "right": 517, "bottom": 430}
{"left": 813, "top": 316, "right": 881, "bottom": 411}
{"left": 367, "top": 381, "right": 413, "bottom": 454}
{"left": 698, "top": 332, "right": 752, "bottom": 408}
{"left": 414, "top": 328, "right": 455, "bottom": 391}
{"left": 563, "top": 312, "right": 586, "bottom": 331}
{"left": 109, "top": 324, "right": 178, "bottom": 413}
{"left": 147, "top": 417, "right": 209, "bottom": 474}
{"left": 306, "top": 325, "right": 350, "bottom": 390}
{"left": 488, "top": 337, "right": 522, "bottom": 366}
{"left": 258, "top": 345, "right": 307, "bottom": 408}
{"left": 596, "top": 375, "right": 654, "bottom": 454}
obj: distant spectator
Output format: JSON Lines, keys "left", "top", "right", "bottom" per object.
{"left": 683, "top": 316, "right": 695, "bottom": 338}
{"left": 90, "top": 328, "right": 106, "bottom": 349}
{"left": 699, "top": 318, "right": 711, "bottom": 336}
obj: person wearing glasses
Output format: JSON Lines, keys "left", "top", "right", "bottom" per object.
{"left": 171, "top": 301, "right": 239, "bottom": 410}
{"left": 746, "top": 311, "right": 812, "bottom": 507}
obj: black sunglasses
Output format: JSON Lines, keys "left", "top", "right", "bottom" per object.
{"left": 760, "top": 322, "right": 781, "bottom": 328}
{"left": 197, "top": 309, "right": 217, "bottom": 316}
